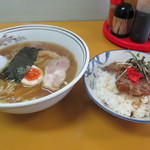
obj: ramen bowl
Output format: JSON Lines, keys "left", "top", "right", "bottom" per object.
{"left": 84, "top": 49, "right": 150, "bottom": 123}
{"left": 0, "top": 24, "right": 90, "bottom": 114}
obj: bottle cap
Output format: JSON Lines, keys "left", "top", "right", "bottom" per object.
{"left": 110, "top": 0, "right": 122, "bottom": 5}
{"left": 115, "top": 3, "right": 134, "bottom": 19}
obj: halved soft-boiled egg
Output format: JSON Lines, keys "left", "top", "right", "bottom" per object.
{"left": 21, "top": 65, "right": 43, "bottom": 87}
{"left": 0, "top": 55, "right": 8, "bottom": 71}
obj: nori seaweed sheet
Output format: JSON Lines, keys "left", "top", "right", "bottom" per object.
{"left": 0, "top": 47, "right": 42, "bottom": 82}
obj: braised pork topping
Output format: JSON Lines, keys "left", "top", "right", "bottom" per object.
{"left": 103, "top": 52, "right": 150, "bottom": 96}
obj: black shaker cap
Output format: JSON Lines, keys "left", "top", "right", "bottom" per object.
{"left": 114, "top": 2, "right": 134, "bottom": 19}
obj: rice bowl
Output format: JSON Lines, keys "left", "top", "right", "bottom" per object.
{"left": 84, "top": 49, "right": 150, "bottom": 123}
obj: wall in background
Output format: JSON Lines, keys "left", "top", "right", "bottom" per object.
{"left": 0, "top": 0, "right": 109, "bottom": 22}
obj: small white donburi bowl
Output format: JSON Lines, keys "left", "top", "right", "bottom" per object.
{"left": 84, "top": 49, "right": 150, "bottom": 123}
{"left": 0, "top": 24, "right": 90, "bottom": 114}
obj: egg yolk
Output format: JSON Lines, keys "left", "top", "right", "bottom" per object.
{"left": 24, "top": 68, "right": 41, "bottom": 81}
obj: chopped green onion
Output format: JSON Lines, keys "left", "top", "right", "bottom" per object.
{"left": 136, "top": 53, "right": 140, "bottom": 58}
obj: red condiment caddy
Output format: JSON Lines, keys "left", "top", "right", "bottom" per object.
{"left": 103, "top": 20, "right": 150, "bottom": 52}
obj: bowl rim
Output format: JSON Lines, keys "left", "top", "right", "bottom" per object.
{"left": 84, "top": 49, "right": 150, "bottom": 123}
{"left": 0, "top": 24, "right": 90, "bottom": 108}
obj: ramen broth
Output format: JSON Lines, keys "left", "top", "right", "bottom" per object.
{"left": 0, "top": 41, "right": 77, "bottom": 103}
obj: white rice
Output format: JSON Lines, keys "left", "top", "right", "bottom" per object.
{"left": 93, "top": 68, "right": 150, "bottom": 118}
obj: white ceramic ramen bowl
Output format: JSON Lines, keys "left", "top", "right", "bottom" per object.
{"left": 84, "top": 49, "right": 150, "bottom": 123}
{"left": 0, "top": 24, "right": 90, "bottom": 114}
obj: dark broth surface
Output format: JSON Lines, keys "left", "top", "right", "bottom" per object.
{"left": 0, "top": 41, "right": 77, "bottom": 103}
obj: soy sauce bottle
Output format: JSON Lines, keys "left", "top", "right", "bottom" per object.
{"left": 111, "top": 2, "right": 134, "bottom": 38}
{"left": 129, "top": 0, "right": 150, "bottom": 43}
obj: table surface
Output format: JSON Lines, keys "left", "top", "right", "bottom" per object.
{"left": 0, "top": 21, "right": 149, "bottom": 150}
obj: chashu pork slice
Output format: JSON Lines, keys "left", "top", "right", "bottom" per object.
{"left": 42, "top": 56, "right": 70, "bottom": 91}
